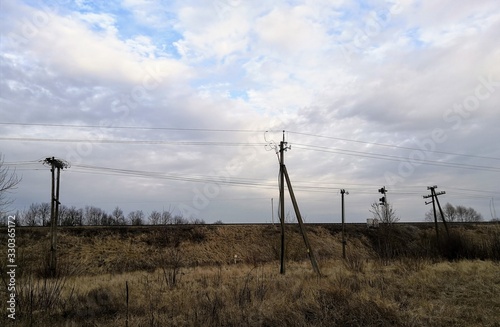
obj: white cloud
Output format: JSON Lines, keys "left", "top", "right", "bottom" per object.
{"left": 1, "top": 0, "right": 499, "bottom": 223}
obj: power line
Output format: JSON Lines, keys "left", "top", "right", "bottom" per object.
{"left": 0, "top": 137, "right": 264, "bottom": 146}
{"left": 3, "top": 122, "right": 499, "bottom": 162}
{"left": 289, "top": 131, "right": 500, "bottom": 161}
{"left": 5, "top": 137, "right": 499, "bottom": 172}
{"left": 293, "top": 143, "right": 500, "bottom": 173}
{"left": 6, "top": 161, "right": 498, "bottom": 198}
{"left": 0, "top": 122, "right": 266, "bottom": 133}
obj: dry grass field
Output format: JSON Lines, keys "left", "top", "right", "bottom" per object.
{"left": 1, "top": 223, "right": 499, "bottom": 326}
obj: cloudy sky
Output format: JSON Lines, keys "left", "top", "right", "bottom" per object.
{"left": 1, "top": 0, "right": 499, "bottom": 223}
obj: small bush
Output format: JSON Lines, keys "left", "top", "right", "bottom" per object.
{"left": 343, "top": 251, "right": 365, "bottom": 273}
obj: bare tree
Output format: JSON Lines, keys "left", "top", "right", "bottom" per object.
{"left": 23, "top": 203, "right": 40, "bottom": 226}
{"left": 173, "top": 214, "right": 189, "bottom": 224}
{"left": 149, "top": 210, "right": 161, "bottom": 225}
{"left": 0, "top": 155, "right": 21, "bottom": 214}
{"left": 161, "top": 210, "right": 172, "bottom": 225}
{"left": 39, "top": 202, "right": 51, "bottom": 226}
{"left": 128, "top": 210, "right": 145, "bottom": 225}
{"left": 369, "top": 202, "right": 399, "bottom": 224}
{"left": 60, "top": 205, "right": 83, "bottom": 226}
{"left": 425, "top": 203, "right": 483, "bottom": 222}
{"left": 111, "top": 206, "right": 126, "bottom": 225}
{"left": 84, "top": 206, "right": 106, "bottom": 225}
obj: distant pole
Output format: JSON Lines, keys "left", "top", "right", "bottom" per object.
{"left": 340, "top": 189, "right": 348, "bottom": 259}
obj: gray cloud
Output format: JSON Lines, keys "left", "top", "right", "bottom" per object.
{"left": 1, "top": 0, "right": 499, "bottom": 223}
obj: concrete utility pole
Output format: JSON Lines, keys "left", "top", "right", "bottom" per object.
{"left": 275, "top": 131, "right": 321, "bottom": 276}
{"left": 340, "top": 189, "right": 348, "bottom": 259}
{"left": 42, "top": 157, "right": 70, "bottom": 277}
{"left": 279, "top": 131, "right": 287, "bottom": 275}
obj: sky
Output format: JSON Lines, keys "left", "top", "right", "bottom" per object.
{"left": 1, "top": 0, "right": 499, "bottom": 223}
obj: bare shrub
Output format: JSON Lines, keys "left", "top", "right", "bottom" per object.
{"left": 160, "top": 247, "right": 184, "bottom": 288}
{"left": 14, "top": 272, "right": 69, "bottom": 321}
{"left": 343, "top": 250, "right": 365, "bottom": 273}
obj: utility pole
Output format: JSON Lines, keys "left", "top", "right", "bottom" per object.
{"left": 42, "top": 157, "right": 70, "bottom": 277}
{"left": 423, "top": 185, "right": 448, "bottom": 244}
{"left": 273, "top": 131, "right": 320, "bottom": 275}
{"left": 432, "top": 187, "right": 449, "bottom": 236}
{"left": 279, "top": 131, "right": 287, "bottom": 275}
{"left": 340, "top": 189, "right": 348, "bottom": 259}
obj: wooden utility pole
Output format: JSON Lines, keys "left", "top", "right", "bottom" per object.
{"left": 431, "top": 187, "right": 449, "bottom": 236}
{"left": 423, "top": 185, "right": 448, "bottom": 245}
{"left": 43, "top": 157, "right": 69, "bottom": 277}
{"left": 340, "top": 189, "right": 348, "bottom": 259}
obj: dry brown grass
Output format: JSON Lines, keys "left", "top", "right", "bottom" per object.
{"left": 2, "top": 259, "right": 499, "bottom": 326}
{"left": 1, "top": 223, "right": 499, "bottom": 326}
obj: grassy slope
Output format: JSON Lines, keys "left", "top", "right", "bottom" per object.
{"left": 1, "top": 223, "right": 499, "bottom": 326}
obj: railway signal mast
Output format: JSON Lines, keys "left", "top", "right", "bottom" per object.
{"left": 378, "top": 186, "right": 388, "bottom": 222}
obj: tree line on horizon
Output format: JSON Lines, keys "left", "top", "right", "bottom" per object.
{"left": 0, "top": 200, "right": 491, "bottom": 227}
{"left": 0, "top": 202, "right": 209, "bottom": 226}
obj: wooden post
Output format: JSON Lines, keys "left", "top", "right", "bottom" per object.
{"left": 433, "top": 189, "right": 449, "bottom": 237}
{"left": 126, "top": 281, "right": 129, "bottom": 327}
{"left": 431, "top": 193, "right": 440, "bottom": 245}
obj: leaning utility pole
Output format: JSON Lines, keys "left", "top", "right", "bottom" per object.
{"left": 423, "top": 185, "right": 448, "bottom": 244}
{"left": 42, "top": 157, "right": 70, "bottom": 277}
{"left": 340, "top": 189, "right": 348, "bottom": 259}
{"left": 432, "top": 187, "right": 449, "bottom": 236}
